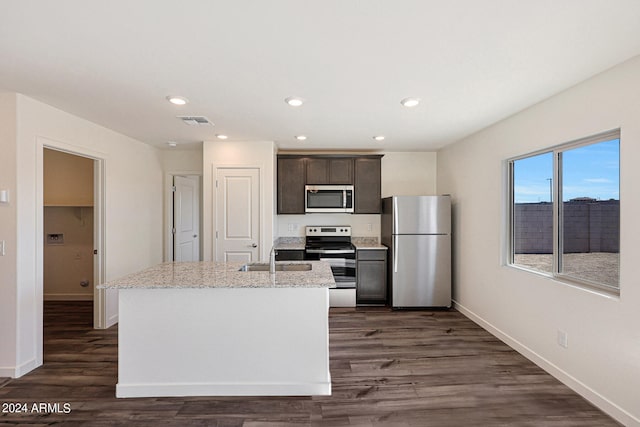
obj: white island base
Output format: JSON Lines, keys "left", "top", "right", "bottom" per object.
{"left": 116, "top": 287, "right": 331, "bottom": 398}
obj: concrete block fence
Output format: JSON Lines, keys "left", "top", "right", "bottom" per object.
{"left": 514, "top": 199, "right": 619, "bottom": 254}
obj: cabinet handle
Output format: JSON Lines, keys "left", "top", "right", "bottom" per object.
{"left": 251, "top": 243, "right": 258, "bottom": 248}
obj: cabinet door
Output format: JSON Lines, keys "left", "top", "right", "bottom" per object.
{"left": 354, "top": 157, "right": 381, "bottom": 213}
{"left": 329, "top": 158, "right": 353, "bottom": 184}
{"left": 277, "top": 157, "right": 306, "bottom": 214}
{"left": 306, "top": 157, "right": 354, "bottom": 184}
{"left": 356, "top": 250, "right": 387, "bottom": 305}
{"left": 306, "top": 158, "right": 329, "bottom": 184}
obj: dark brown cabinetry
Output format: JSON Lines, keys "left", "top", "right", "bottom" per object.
{"left": 277, "top": 157, "right": 306, "bottom": 214}
{"left": 275, "top": 250, "right": 305, "bottom": 261}
{"left": 306, "top": 158, "right": 353, "bottom": 184}
{"left": 277, "top": 154, "right": 383, "bottom": 214}
{"left": 356, "top": 249, "right": 387, "bottom": 305}
{"left": 354, "top": 157, "right": 382, "bottom": 214}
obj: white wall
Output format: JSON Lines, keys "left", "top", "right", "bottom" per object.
{"left": 437, "top": 56, "right": 640, "bottom": 426}
{"left": 381, "top": 152, "right": 437, "bottom": 197}
{"left": 0, "top": 93, "right": 164, "bottom": 378}
{"left": 161, "top": 148, "right": 203, "bottom": 173}
{"left": 0, "top": 93, "right": 18, "bottom": 377}
{"left": 203, "top": 140, "right": 275, "bottom": 261}
{"left": 277, "top": 214, "right": 380, "bottom": 238}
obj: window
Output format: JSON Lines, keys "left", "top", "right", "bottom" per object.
{"left": 508, "top": 130, "right": 620, "bottom": 294}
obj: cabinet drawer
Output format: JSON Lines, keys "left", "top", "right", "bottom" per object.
{"left": 275, "top": 250, "right": 305, "bottom": 261}
{"left": 357, "top": 249, "right": 387, "bottom": 261}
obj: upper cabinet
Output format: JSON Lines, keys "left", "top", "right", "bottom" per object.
{"left": 306, "top": 158, "right": 353, "bottom": 185}
{"left": 277, "top": 154, "right": 383, "bottom": 214}
{"left": 278, "top": 156, "right": 305, "bottom": 214}
{"left": 354, "top": 157, "right": 382, "bottom": 214}
{"left": 277, "top": 156, "right": 306, "bottom": 214}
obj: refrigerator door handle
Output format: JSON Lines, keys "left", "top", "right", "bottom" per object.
{"left": 393, "top": 197, "right": 399, "bottom": 234}
{"left": 393, "top": 236, "right": 399, "bottom": 273}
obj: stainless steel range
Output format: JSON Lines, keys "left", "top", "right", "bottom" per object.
{"left": 305, "top": 226, "right": 356, "bottom": 307}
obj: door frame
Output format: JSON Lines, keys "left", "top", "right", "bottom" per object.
{"left": 210, "top": 164, "right": 265, "bottom": 262}
{"left": 36, "top": 137, "right": 107, "bottom": 343}
{"left": 164, "top": 171, "right": 202, "bottom": 262}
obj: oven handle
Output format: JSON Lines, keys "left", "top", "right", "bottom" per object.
{"left": 306, "top": 249, "right": 355, "bottom": 254}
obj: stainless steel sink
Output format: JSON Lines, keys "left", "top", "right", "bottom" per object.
{"left": 238, "top": 263, "right": 312, "bottom": 272}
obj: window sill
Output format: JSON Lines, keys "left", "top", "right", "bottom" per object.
{"left": 505, "top": 263, "right": 620, "bottom": 300}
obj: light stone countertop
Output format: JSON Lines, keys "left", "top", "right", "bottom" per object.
{"left": 98, "top": 261, "right": 336, "bottom": 289}
{"left": 274, "top": 237, "right": 305, "bottom": 250}
{"left": 274, "top": 237, "right": 387, "bottom": 250}
{"left": 352, "top": 237, "right": 388, "bottom": 250}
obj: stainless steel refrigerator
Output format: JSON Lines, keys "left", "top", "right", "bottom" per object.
{"left": 381, "top": 196, "right": 451, "bottom": 308}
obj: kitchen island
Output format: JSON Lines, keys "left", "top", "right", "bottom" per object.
{"left": 98, "top": 261, "right": 335, "bottom": 398}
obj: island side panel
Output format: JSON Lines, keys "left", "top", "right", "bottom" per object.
{"left": 116, "top": 287, "right": 331, "bottom": 397}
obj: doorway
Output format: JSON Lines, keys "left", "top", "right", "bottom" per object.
{"left": 215, "top": 167, "right": 260, "bottom": 262}
{"left": 43, "top": 149, "right": 95, "bottom": 303}
{"left": 166, "top": 174, "right": 202, "bottom": 262}
{"left": 173, "top": 175, "right": 200, "bottom": 261}
{"left": 38, "top": 141, "right": 108, "bottom": 335}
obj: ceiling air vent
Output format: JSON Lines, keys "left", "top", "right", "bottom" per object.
{"left": 177, "top": 116, "right": 214, "bottom": 126}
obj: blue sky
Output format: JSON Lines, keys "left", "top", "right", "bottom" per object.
{"left": 513, "top": 139, "right": 619, "bottom": 203}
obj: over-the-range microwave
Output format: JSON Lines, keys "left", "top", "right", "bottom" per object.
{"left": 305, "top": 185, "right": 354, "bottom": 213}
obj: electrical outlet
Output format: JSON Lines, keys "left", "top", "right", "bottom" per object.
{"left": 367, "top": 223, "right": 373, "bottom": 232}
{"left": 557, "top": 330, "right": 568, "bottom": 348}
{"left": 47, "top": 233, "right": 64, "bottom": 245}
{"left": 288, "top": 223, "right": 294, "bottom": 232}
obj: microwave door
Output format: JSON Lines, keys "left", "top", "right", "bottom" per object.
{"left": 306, "top": 189, "right": 347, "bottom": 212}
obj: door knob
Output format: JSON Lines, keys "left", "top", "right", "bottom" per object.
{"left": 251, "top": 243, "right": 258, "bottom": 248}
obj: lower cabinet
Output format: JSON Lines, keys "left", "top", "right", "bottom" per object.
{"left": 356, "top": 249, "right": 387, "bottom": 305}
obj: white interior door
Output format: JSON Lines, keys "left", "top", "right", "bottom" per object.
{"left": 215, "top": 168, "right": 260, "bottom": 262}
{"left": 174, "top": 176, "right": 200, "bottom": 262}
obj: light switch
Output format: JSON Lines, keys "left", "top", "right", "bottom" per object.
{"left": 0, "top": 240, "right": 5, "bottom": 256}
{"left": 0, "top": 190, "right": 8, "bottom": 203}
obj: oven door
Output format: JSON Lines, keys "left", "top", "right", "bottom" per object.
{"left": 320, "top": 257, "right": 356, "bottom": 289}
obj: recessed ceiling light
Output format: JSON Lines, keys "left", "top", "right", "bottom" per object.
{"left": 166, "top": 96, "right": 188, "bottom": 106}
{"left": 400, "top": 97, "right": 420, "bottom": 107}
{"left": 295, "top": 135, "right": 307, "bottom": 141}
{"left": 216, "top": 134, "right": 228, "bottom": 140}
{"left": 373, "top": 135, "right": 385, "bottom": 141}
{"left": 167, "top": 142, "right": 178, "bottom": 147}
{"left": 285, "top": 96, "right": 304, "bottom": 107}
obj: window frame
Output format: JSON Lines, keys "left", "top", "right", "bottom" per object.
{"left": 507, "top": 129, "right": 620, "bottom": 295}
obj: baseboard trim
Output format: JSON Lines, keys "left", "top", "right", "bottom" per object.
{"left": 453, "top": 300, "right": 639, "bottom": 427}
{"left": 0, "top": 358, "right": 39, "bottom": 379}
{"left": 116, "top": 381, "right": 332, "bottom": 398}
{"left": 44, "top": 293, "right": 93, "bottom": 301}
{"left": 106, "top": 313, "right": 118, "bottom": 328}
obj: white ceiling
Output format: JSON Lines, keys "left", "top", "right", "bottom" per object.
{"left": 2, "top": 1, "right": 640, "bottom": 152}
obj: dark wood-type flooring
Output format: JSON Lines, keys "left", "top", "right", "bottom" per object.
{"left": 0, "top": 302, "right": 618, "bottom": 426}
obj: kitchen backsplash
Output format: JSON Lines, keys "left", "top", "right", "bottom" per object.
{"left": 277, "top": 214, "right": 381, "bottom": 238}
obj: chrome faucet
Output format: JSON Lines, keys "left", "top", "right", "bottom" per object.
{"left": 269, "top": 246, "right": 277, "bottom": 274}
